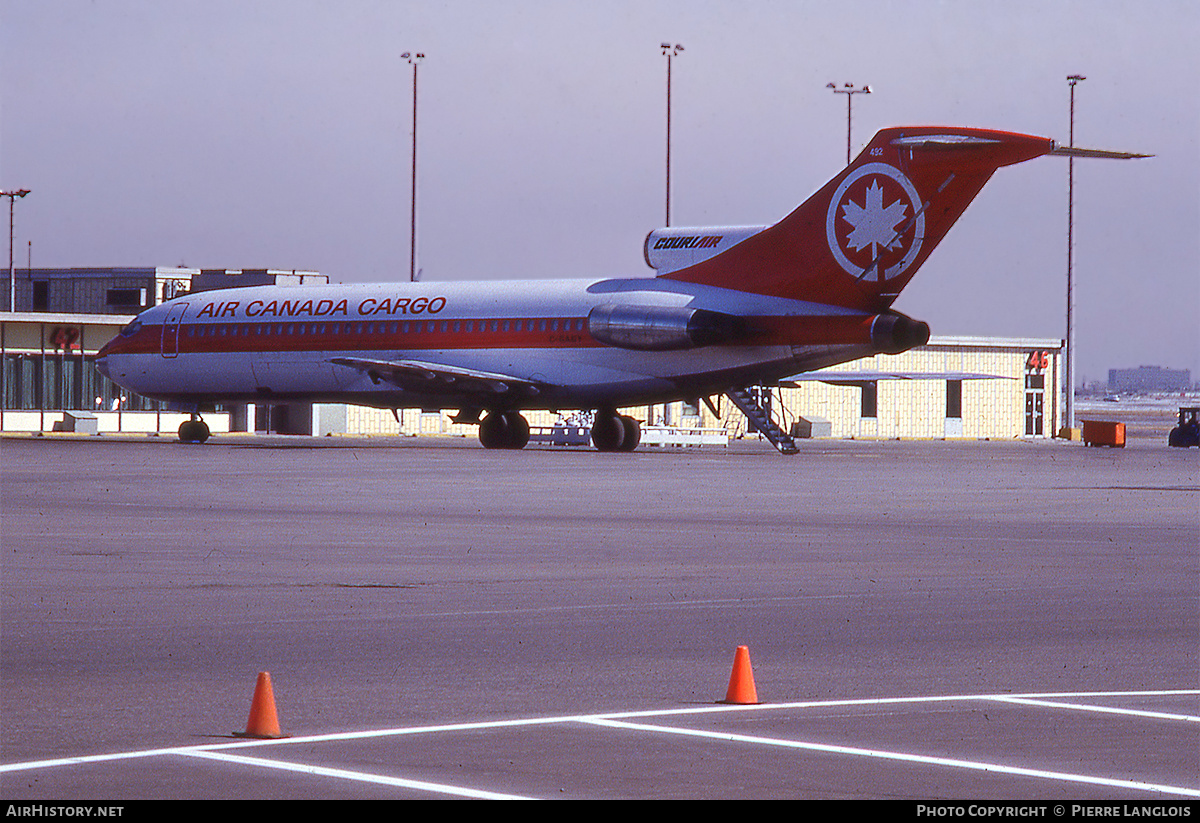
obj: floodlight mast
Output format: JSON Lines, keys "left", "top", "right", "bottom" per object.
{"left": 1065, "top": 74, "right": 1085, "bottom": 433}
{"left": 2, "top": 189, "right": 31, "bottom": 312}
{"left": 827, "top": 83, "right": 871, "bottom": 166}
{"left": 662, "top": 43, "right": 683, "bottom": 226}
{"left": 402, "top": 52, "right": 425, "bottom": 282}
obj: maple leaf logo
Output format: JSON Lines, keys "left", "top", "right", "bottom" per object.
{"left": 825, "top": 163, "right": 924, "bottom": 283}
{"left": 840, "top": 179, "right": 909, "bottom": 258}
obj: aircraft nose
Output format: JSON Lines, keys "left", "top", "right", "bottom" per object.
{"left": 95, "top": 340, "right": 114, "bottom": 378}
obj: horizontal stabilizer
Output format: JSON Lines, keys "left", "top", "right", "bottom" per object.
{"left": 889, "top": 134, "right": 1003, "bottom": 150}
{"left": 1050, "top": 143, "right": 1153, "bottom": 159}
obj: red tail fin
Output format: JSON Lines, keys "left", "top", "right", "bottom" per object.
{"left": 663, "top": 127, "right": 1054, "bottom": 312}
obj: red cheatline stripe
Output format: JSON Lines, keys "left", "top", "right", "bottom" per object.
{"left": 104, "top": 315, "right": 875, "bottom": 356}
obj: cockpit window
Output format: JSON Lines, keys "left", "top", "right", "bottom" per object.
{"left": 118, "top": 319, "right": 142, "bottom": 338}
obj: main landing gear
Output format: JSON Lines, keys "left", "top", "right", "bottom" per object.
{"left": 478, "top": 411, "right": 530, "bottom": 449}
{"left": 476, "top": 409, "right": 642, "bottom": 452}
{"left": 178, "top": 414, "right": 210, "bottom": 444}
{"left": 590, "top": 410, "right": 641, "bottom": 452}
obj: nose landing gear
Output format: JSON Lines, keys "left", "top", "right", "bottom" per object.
{"left": 178, "top": 414, "right": 210, "bottom": 443}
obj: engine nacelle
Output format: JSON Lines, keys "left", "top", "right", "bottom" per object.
{"left": 644, "top": 225, "right": 768, "bottom": 274}
{"left": 870, "top": 312, "right": 931, "bottom": 354}
{"left": 588, "top": 304, "right": 746, "bottom": 351}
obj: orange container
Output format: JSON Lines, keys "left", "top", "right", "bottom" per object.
{"left": 1082, "top": 420, "right": 1125, "bottom": 448}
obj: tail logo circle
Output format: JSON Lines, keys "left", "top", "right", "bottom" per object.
{"left": 826, "top": 163, "right": 924, "bottom": 283}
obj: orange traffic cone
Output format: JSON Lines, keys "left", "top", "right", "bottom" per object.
{"left": 234, "top": 671, "right": 289, "bottom": 738}
{"left": 720, "top": 646, "right": 760, "bottom": 704}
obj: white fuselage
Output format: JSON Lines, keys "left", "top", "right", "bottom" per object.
{"left": 97, "top": 275, "right": 878, "bottom": 411}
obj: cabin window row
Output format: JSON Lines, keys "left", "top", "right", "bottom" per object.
{"left": 183, "top": 318, "right": 588, "bottom": 338}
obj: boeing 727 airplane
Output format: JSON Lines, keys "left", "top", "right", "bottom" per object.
{"left": 96, "top": 126, "right": 1144, "bottom": 450}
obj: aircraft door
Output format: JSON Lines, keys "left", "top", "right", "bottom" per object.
{"left": 1025, "top": 390, "right": 1044, "bottom": 436}
{"left": 161, "top": 302, "right": 188, "bottom": 358}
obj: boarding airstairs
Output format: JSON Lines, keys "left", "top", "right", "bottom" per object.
{"left": 726, "top": 386, "right": 798, "bottom": 454}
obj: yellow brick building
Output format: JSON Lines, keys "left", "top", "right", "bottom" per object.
{"left": 330, "top": 335, "right": 1062, "bottom": 443}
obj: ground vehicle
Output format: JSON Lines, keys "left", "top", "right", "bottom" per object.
{"left": 1167, "top": 407, "right": 1199, "bottom": 447}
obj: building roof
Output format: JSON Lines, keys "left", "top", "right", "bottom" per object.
{"left": 927, "top": 335, "right": 1062, "bottom": 350}
{"left": 0, "top": 311, "right": 133, "bottom": 325}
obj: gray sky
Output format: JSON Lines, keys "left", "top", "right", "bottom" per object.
{"left": 2, "top": 0, "right": 1196, "bottom": 383}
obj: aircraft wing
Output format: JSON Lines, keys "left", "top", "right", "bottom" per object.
{"left": 329, "top": 357, "right": 544, "bottom": 398}
{"left": 781, "top": 370, "right": 1015, "bottom": 386}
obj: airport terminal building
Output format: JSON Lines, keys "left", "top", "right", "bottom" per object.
{"left": 1, "top": 268, "right": 1062, "bottom": 442}
{"left": 1, "top": 268, "right": 325, "bottom": 433}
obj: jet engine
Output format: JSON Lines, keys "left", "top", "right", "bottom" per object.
{"left": 869, "top": 312, "right": 931, "bottom": 354}
{"left": 587, "top": 304, "right": 746, "bottom": 351}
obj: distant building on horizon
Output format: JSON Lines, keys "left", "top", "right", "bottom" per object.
{"left": 1107, "top": 365, "right": 1192, "bottom": 394}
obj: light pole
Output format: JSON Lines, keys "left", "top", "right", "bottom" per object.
{"left": 1064, "top": 74, "right": 1085, "bottom": 434}
{"left": 2, "top": 189, "right": 30, "bottom": 312}
{"left": 827, "top": 83, "right": 871, "bottom": 166}
{"left": 402, "top": 52, "right": 424, "bottom": 282}
{"left": 661, "top": 43, "right": 683, "bottom": 227}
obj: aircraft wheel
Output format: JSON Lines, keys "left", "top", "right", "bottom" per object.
{"left": 178, "top": 419, "right": 210, "bottom": 444}
{"left": 501, "top": 412, "right": 530, "bottom": 449}
{"left": 618, "top": 416, "right": 641, "bottom": 452}
{"left": 478, "top": 412, "right": 509, "bottom": 449}
{"left": 591, "top": 412, "right": 626, "bottom": 452}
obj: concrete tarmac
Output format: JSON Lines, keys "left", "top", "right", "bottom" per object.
{"left": 1, "top": 434, "right": 1196, "bottom": 799}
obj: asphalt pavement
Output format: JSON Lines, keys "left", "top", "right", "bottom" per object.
{"left": 1, "top": 433, "right": 1196, "bottom": 799}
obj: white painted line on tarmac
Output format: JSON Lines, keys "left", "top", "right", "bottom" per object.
{"left": 178, "top": 749, "right": 531, "bottom": 800}
{"left": 989, "top": 695, "right": 1200, "bottom": 723}
{"left": 0, "top": 716, "right": 581, "bottom": 774}
{"left": 3, "top": 688, "right": 1197, "bottom": 794}
{"left": 581, "top": 688, "right": 1200, "bottom": 723}
{"left": 0, "top": 746, "right": 210, "bottom": 774}
{"left": 580, "top": 716, "right": 1200, "bottom": 798}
